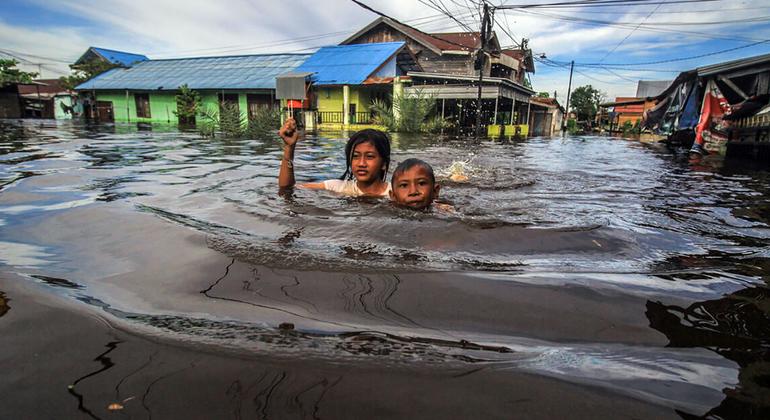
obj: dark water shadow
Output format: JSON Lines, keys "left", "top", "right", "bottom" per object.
{"left": 0, "top": 291, "right": 9, "bottom": 318}
{"left": 646, "top": 283, "right": 770, "bottom": 419}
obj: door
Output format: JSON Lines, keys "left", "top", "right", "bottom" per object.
{"left": 96, "top": 101, "right": 114, "bottom": 122}
{"left": 247, "top": 94, "right": 271, "bottom": 120}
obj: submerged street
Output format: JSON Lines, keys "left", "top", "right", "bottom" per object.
{"left": 0, "top": 120, "right": 768, "bottom": 418}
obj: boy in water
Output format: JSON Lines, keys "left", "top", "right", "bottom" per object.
{"left": 389, "top": 158, "right": 441, "bottom": 210}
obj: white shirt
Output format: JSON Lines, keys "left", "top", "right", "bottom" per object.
{"left": 322, "top": 179, "right": 391, "bottom": 197}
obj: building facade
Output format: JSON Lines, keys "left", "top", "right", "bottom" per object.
{"left": 76, "top": 53, "right": 310, "bottom": 124}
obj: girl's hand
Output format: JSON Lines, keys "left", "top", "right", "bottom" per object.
{"left": 279, "top": 118, "right": 299, "bottom": 146}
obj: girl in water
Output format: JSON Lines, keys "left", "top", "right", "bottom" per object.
{"left": 278, "top": 118, "right": 391, "bottom": 197}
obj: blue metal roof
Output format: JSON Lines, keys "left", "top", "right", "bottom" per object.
{"left": 293, "top": 42, "right": 405, "bottom": 85}
{"left": 91, "top": 47, "right": 149, "bottom": 66}
{"left": 75, "top": 53, "right": 312, "bottom": 91}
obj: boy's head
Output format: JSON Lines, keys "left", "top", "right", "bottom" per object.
{"left": 390, "top": 158, "right": 440, "bottom": 210}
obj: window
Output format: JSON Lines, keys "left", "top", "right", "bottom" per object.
{"left": 135, "top": 93, "right": 151, "bottom": 118}
{"left": 218, "top": 93, "right": 239, "bottom": 113}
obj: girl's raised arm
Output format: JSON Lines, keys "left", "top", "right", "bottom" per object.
{"left": 277, "top": 118, "right": 325, "bottom": 190}
{"left": 278, "top": 118, "right": 300, "bottom": 189}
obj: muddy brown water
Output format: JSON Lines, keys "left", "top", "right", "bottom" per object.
{"left": 0, "top": 119, "right": 769, "bottom": 419}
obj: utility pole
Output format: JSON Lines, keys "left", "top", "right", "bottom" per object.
{"left": 474, "top": 2, "right": 490, "bottom": 139}
{"left": 562, "top": 60, "right": 574, "bottom": 132}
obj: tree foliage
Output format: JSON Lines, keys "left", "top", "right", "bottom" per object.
{"left": 59, "top": 60, "right": 118, "bottom": 90}
{"left": 570, "top": 84, "right": 605, "bottom": 121}
{"left": 370, "top": 91, "right": 451, "bottom": 133}
{"left": 0, "top": 59, "right": 38, "bottom": 86}
{"left": 537, "top": 92, "right": 550, "bottom": 98}
{"left": 197, "top": 102, "right": 281, "bottom": 138}
{"left": 173, "top": 84, "right": 201, "bottom": 125}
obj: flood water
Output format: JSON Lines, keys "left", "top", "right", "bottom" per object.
{"left": 1, "top": 119, "right": 769, "bottom": 418}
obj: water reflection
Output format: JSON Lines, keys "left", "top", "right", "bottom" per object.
{"left": 646, "top": 284, "right": 770, "bottom": 418}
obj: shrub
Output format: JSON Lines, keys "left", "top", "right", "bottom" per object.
{"left": 198, "top": 103, "right": 281, "bottom": 138}
{"left": 371, "top": 90, "right": 451, "bottom": 133}
{"left": 174, "top": 84, "right": 201, "bottom": 125}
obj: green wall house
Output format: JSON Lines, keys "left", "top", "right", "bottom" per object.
{"left": 76, "top": 53, "right": 311, "bottom": 124}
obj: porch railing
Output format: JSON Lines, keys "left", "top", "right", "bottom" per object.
{"left": 317, "top": 111, "right": 374, "bottom": 124}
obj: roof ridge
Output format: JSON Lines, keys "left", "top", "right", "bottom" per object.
{"left": 91, "top": 46, "right": 147, "bottom": 56}
{"left": 144, "top": 52, "right": 314, "bottom": 62}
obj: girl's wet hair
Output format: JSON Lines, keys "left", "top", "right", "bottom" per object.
{"left": 391, "top": 158, "right": 435, "bottom": 185}
{"left": 340, "top": 129, "right": 391, "bottom": 181}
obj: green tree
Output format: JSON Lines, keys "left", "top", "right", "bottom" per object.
{"left": 59, "top": 60, "right": 118, "bottom": 90}
{"left": 370, "top": 91, "right": 450, "bottom": 133}
{"left": 174, "top": 84, "right": 201, "bottom": 125}
{"left": 537, "top": 92, "right": 550, "bottom": 98}
{"left": 570, "top": 85, "right": 605, "bottom": 121}
{"left": 0, "top": 59, "right": 38, "bottom": 86}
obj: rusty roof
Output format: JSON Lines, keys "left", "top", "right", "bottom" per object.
{"left": 17, "top": 79, "right": 70, "bottom": 95}
{"left": 341, "top": 17, "right": 499, "bottom": 54}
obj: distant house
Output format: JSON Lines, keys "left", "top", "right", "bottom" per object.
{"left": 0, "top": 83, "right": 23, "bottom": 118}
{"left": 599, "top": 80, "right": 672, "bottom": 132}
{"left": 288, "top": 42, "right": 420, "bottom": 128}
{"left": 529, "top": 96, "right": 564, "bottom": 136}
{"left": 75, "top": 53, "right": 310, "bottom": 123}
{"left": 75, "top": 47, "right": 149, "bottom": 67}
{"left": 339, "top": 17, "right": 536, "bottom": 132}
{"left": 636, "top": 80, "right": 672, "bottom": 99}
{"left": 18, "top": 79, "right": 75, "bottom": 119}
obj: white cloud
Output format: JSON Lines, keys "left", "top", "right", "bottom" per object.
{"left": 3, "top": 0, "right": 770, "bottom": 98}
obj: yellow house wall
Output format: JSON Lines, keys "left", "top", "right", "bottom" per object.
{"left": 316, "top": 86, "right": 372, "bottom": 114}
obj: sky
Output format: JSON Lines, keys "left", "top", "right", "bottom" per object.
{"left": 2, "top": 0, "right": 770, "bottom": 101}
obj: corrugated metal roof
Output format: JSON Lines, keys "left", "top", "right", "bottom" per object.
{"left": 294, "top": 42, "right": 404, "bottom": 85}
{"left": 75, "top": 54, "right": 311, "bottom": 91}
{"left": 635, "top": 80, "right": 672, "bottom": 98}
{"left": 697, "top": 52, "right": 770, "bottom": 77}
{"left": 91, "top": 47, "right": 149, "bottom": 66}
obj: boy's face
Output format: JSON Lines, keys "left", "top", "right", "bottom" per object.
{"left": 390, "top": 166, "right": 440, "bottom": 210}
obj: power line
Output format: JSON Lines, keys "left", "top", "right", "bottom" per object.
{"left": 350, "top": 0, "right": 477, "bottom": 50}
{"left": 520, "top": 5, "right": 770, "bottom": 14}
{"left": 571, "top": 39, "right": 770, "bottom": 66}
{"left": 506, "top": 8, "right": 765, "bottom": 43}
{"left": 597, "top": 0, "right": 665, "bottom": 63}
{"left": 150, "top": 9, "right": 477, "bottom": 57}
{"left": 417, "top": 0, "right": 477, "bottom": 33}
{"left": 501, "top": 0, "right": 720, "bottom": 9}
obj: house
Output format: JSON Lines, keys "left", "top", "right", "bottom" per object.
{"left": 338, "top": 17, "right": 536, "bottom": 133}
{"left": 636, "top": 80, "right": 672, "bottom": 98}
{"left": 0, "top": 83, "right": 23, "bottom": 118}
{"left": 643, "top": 52, "right": 770, "bottom": 157}
{"left": 75, "top": 47, "right": 149, "bottom": 67}
{"left": 528, "top": 96, "right": 564, "bottom": 136}
{"left": 598, "top": 80, "right": 672, "bottom": 133}
{"left": 75, "top": 53, "right": 310, "bottom": 123}
{"left": 17, "top": 79, "right": 75, "bottom": 119}
{"left": 288, "top": 41, "right": 420, "bottom": 129}
{"left": 340, "top": 17, "right": 535, "bottom": 80}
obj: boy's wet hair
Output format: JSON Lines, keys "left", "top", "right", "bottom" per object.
{"left": 340, "top": 129, "right": 391, "bottom": 181}
{"left": 391, "top": 158, "right": 435, "bottom": 185}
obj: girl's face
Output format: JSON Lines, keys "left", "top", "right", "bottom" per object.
{"left": 350, "top": 141, "right": 385, "bottom": 183}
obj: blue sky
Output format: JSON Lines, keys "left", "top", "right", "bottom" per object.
{"left": 2, "top": 0, "right": 770, "bottom": 100}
